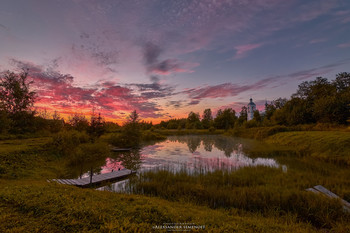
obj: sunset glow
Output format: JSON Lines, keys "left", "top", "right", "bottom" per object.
{"left": 1, "top": 0, "right": 349, "bottom": 123}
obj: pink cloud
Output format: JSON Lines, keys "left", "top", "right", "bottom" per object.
{"left": 234, "top": 43, "right": 263, "bottom": 59}
{"left": 149, "top": 59, "right": 199, "bottom": 75}
{"left": 338, "top": 42, "right": 350, "bottom": 48}
{"left": 182, "top": 60, "right": 349, "bottom": 104}
{"left": 9, "top": 59, "right": 170, "bottom": 119}
{"left": 309, "top": 38, "right": 327, "bottom": 44}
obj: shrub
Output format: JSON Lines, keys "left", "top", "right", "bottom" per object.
{"left": 141, "top": 131, "right": 166, "bottom": 141}
{"left": 108, "top": 124, "right": 141, "bottom": 148}
{"left": 243, "top": 120, "right": 258, "bottom": 128}
{"left": 254, "top": 126, "right": 288, "bottom": 139}
{"left": 50, "top": 130, "right": 90, "bottom": 157}
{"left": 68, "top": 142, "right": 110, "bottom": 169}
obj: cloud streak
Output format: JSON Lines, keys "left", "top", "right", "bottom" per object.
{"left": 142, "top": 42, "right": 198, "bottom": 75}
{"left": 9, "top": 59, "right": 173, "bottom": 119}
{"left": 234, "top": 43, "right": 264, "bottom": 59}
{"left": 338, "top": 42, "right": 350, "bottom": 48}
{"left": 182, "top": 60, "right": 349, "bottom": 104}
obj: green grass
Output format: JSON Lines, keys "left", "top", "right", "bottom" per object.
{"left": 266, "top": 131, "right": 350, "bottom": 164}
{"left": 130, "top": 164, "right": 350, "bottom": 230}
{"left": 0, "top": 137, "right": 50, "bottom": 154}
{"left": 0, "top": 180, "right": 317, "bottom": 232}
{"left": 156, "top": 129, "right": 225, "bottom": 136}
{"left": 1, "top": 131, "right": 350, "bottom": 232}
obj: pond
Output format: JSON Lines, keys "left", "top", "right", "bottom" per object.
{"left": 67, "top": 135, "right": 287, "bottom": 191}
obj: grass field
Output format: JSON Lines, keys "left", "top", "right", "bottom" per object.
{"left": 0, "top": 129, "right": 349, "bottom": 232}
{"left": 265, "top": 131, "right": 350, "bottom": 164}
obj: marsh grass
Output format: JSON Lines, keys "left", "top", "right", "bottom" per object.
{"left": 266, "top": 131, "right": 350, "bottom": 165}
{"left": 1, "top": 131, "right": 350, "bottom": 232}
{"left": 128, "top": 163, "right": 350, "bottom": 229}
{"left": 0, "top": 180, "right": 320, "bottom": 232}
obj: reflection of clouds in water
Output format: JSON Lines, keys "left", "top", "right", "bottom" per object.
{"left": 101, "top": 158, "right": 123, "bottom": 173}
{"left": 189, "top": 155, "right": 279, "bottom": 172}
{"left": 141, "top": 144, "right": 164, "bottom": 155}
{"left": 137, "top": 136, "right": 282, "bottom": 172}
{"left": 97, "top": 136, "right": 283, "bottom": 176}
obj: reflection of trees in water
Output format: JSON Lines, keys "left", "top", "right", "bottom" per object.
{"left": 213, "top": 137, "right": 236, "bottom": 157}
{"left": 187, "top": 137, "right": 201, "bottom": 153}
{"left": 168, "top": 135, "right": 242, "bottom": 156}
{"left": 67, "top": 155, "right": 105, "bottom": 179}
{"left": 111, "top": 149, "right": 142, "bottom": 171}
{"left": 168, "top": 135, "right": 202, "bottom": 153}
{"left": 202, "top": 137, "right": 214, "bottom": 152}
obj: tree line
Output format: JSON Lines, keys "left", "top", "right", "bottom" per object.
{"left": 0, "top": 70, "right": 349, "bottom": 136}
{"left": 158, "top": 72, "right": 350, "bottom": 130}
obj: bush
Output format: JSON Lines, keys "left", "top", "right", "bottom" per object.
{"left": 108, "top": 123, "right": 141, "bottom": 148}
{"left": 68, "top": 142, "right": 110, "bottom": 169}
{"left": 50, "top": 130, "right": 90, "bottom": 157}
{"left": 244, "top": 120, "right": 258, "bottom": 128}
{"left": 254, "top": 126, "right": 288, "bottom": 139}
{"left": 208, "top": 127, "right": 216, "bottom": 133}
{"left": 141, "top": 131, "right": 166, "bottom": 141}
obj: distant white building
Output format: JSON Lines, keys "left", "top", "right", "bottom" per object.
{"left": 247, "top": 98, "right": 256, "bottom": 121}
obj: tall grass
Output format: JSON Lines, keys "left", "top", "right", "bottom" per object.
{"left": 0, "top": 181, "right": 319, "bottom": 232}
{"left": 128, "top": 164, "right": 349, "bottom": 229}
{"left": 266, "top": 131, "right": 350, "bottom": 165}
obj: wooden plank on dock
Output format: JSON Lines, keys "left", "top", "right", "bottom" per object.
{"left": 111, "top": 148, "right": 132, "bottom": 152}
{"left": 51, "top": 168, "right": 136, "bottom": 188}
{"left": 313, "top": 185, "right": 339, "bottom": 199}
{"left": 306, "top": 185, "right": 350, "bottom": 213}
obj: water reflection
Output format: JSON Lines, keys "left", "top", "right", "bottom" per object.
{"left": 96, "top": 135, "right": 283, "bottom": 192}
{"left": 105, "top": 149, "right": 142, "bottom": 171}
{"left": 79, "top": 135, "right": 281, "bottom": 180}
{"left": 117, "top": 135, "right": 279, "bottom": 172}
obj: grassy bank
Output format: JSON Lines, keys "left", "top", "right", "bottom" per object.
{"left": 265, "top": 131, "right": 350, "bottom": 165}
{"left": 0, "top": 180, "right": 318, "bottom": 232}
{"left": 1, "top": 130, "right": 349, "bottom": 232}
{"left": 0, "top": 136, "right": 320, "bottom": 232}
{"left": 156, "top": 129, "right": 225, "bottom": 136}
{"left": 130, "top": 164, "right": 350, "bottom": 230}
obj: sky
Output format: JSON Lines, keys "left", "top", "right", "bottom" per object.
{"left": 0, "top": 0, "right": 349, "bottom": 123}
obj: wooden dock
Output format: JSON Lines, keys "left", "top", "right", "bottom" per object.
{"left": 111, "top": 147, "right": 132, "bottom": 152}
{"left": 51, "top": 169, "right": 136, "bottom": 188}
{"left": 306, "top": 185, "right": 350, "bottom": 213}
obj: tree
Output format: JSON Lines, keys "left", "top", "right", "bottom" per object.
{"left": 214, "top": 108, "right": 237, "bottom": 130}
{"left": 201, "top": 108, "right": 213, "bottom": 129}
{"left": 88, "top": 112, "right": 105, "bottom": 139}
{"left": 333, "top": 72, "right": 350, "bottom": 92}
{"left": 264, "top": 98, "right": 287, "bottom": 122}
{"left": 127, "top": 110, "right": 139, "bottom": 124}
{"left": 0, "top": 70, "right": 35, "bottom": 115}
{"left": 0, "top": 70, "right": 36, "bottom": 133}
{"left": 186, "top": 111, "right": 201, "bottom": 129}
{"left": 253, "top": 110, "right": 262, "bottom": 123}
{"left": 49, "top": 110, "right": 64, "bottom": 133}
{"left": 121, "top": 110, "right": 141, "bottom": 148}
{"left": 238, "top": 106, "right": 247, "bottom": 124}
{"left": 0, "top": 110, "right": 10, "bottom": 133}
{"left": 69, "top": 113, "right": 89, "bottom": 131}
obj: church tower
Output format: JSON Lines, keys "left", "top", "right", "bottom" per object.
{"left": 247, "top": 98, "right": 256, "bottom": 121}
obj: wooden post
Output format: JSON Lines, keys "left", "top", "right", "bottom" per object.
{"left": 90, "top": 167, "right": 93, "bottom": 185}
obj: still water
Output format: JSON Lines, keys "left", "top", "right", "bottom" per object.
{"left": 70, "top": 135, "right": 285, "bottom": 191}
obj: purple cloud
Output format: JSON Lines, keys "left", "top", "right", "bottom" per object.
{"left": 8, "top": 59, "right": 168, "bottom": 119}
{"left": 142, "top": 42, "right": 199, "bottom": 75}
{"left": 338, "top": 42, "right": 350, "bottom": 48}
{"left": 182, "top": 60, "right": 349, "bottom": 103}
{"left": 234, "top": 43, "right": 264, "bottom": 59}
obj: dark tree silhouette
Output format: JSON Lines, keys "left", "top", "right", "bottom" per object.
{"left": 0, "top": 70, "right": 35, "bottom": 115}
